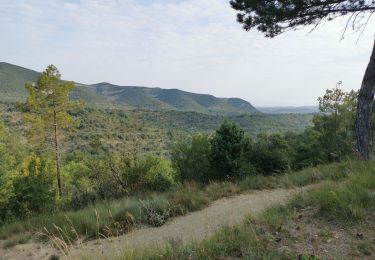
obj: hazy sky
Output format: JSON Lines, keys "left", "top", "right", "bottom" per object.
{"left": 1, "top": 0, "right": 375, "bottom": 106}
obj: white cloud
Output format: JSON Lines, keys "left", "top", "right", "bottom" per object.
{"left": 0, "top": 0, "right": 374, "bottom": 106}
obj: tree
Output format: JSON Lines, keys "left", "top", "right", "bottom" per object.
{"left": 22, "top": 65, "right": 79, "bottom": 197}
{"left": 305, "top": 86, "right": 358, "bottom": 161}
{"left": 230, "top": 0, "right": 375, "bottom": 159}
{"left": 251, "top": 133, "right": 292, "bottom": 175}
{"left": 285, "top": 129, "right": 327, "bottom": 169}
{"left": 210, "top": 121, "right": 251, "bottom": 179}
{"left": 317, "top": 86, "right": 358, "bottom": 158}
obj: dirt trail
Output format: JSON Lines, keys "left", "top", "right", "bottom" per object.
{"left": 0, "top": 186, "right": 310, "bottom": 260}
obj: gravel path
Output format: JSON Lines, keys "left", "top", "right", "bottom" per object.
{"left": 0, "top": 186, "right": 308, "bottom": 260}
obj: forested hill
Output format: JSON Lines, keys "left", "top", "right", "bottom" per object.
{"left": 0, "top": 62, "right": 258, "bottom": 115}
{"left": 257, "top": 106, "right": 319, "bottom": 114}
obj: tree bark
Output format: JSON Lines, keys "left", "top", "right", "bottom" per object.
{"left": 356, "top": 40, "right": 375, "bottom": 160}
{"left": 53, "top": 110, "right": 63, "bottom": 197}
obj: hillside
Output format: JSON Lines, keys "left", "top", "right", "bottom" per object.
{"left": 0, "top": 62, "right": 40, "bottom": 103}
{"left": 0, "top": 62, "right": 258, "bottom": 115}
{"left": 1, "top": 103, "right": 313, "bottom": 156}
{"left": 257, "top": 106, "right": 319, "bottom": 114}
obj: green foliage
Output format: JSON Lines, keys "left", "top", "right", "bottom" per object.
{"left": 210, "top": 121, "right": 252, "bottom": 179}
{"left": 0, "top": 121, "right": 4, "bottom": 138}
{"left": 144, "top": 156, "right": 175, "bottom": 192}
{"left": 0, "top": 123, "right": 23, "bottom": 223}
{"left": 230, "top": 0, "right": 366, "bottom": 37}
{"left": 285, "top": 128, "right": 327, "bottom": 169}
{"left": 85, "top": 154, "right": 176, "bottom": 201}
{"left": 172, "top": 134, "right": 212, "bottom": 182}
{"left": 251, "top": 133, "right": 292, "bottom": 175}
{"left": 313, "top": 87, "right": 358, "bottom": 161}
{"left": 7, "top": 154, "right": 56, "bottom": 219}
{"left": 140, "top": 196, "right": 171, "bottom": 227}
{"left": 3, "top": 102, "right": 314, "bottom": 157}
{"left": 21, "top": 65, "right": 83, "bottom": 197}
{"left": 22, "top": 65, "right": 80, "bottom": 149}
{"left": 61, "top": 155, "right": 95, "bottom": 209}
{"left": 0, "top": 158, "right": 355, "bottom": 242}
{"left": 125, "top": 160, "right": 373, "bottom": 260}
{"left": 308, "top": 170, "right": 375, "bottom": 222}
{"left": 0, "top": 76, "right": 365, "bottom": 250}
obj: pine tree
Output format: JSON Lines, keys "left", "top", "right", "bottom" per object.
{"left": 230, "top": 0, "right": 375, "bottom": 159}
{"left": 22, "top": 65, "right": 79, "bottom": 197}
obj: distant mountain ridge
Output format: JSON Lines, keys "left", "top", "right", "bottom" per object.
{"left": 257, "top": 106, "right": 318, "bottom": 114}
{"left": 0, "top": 62, "right": 258, "bottom": 115}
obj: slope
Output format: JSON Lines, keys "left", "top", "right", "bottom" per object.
{"left": 0, "top": 62, "right": 258, "bottom": 115}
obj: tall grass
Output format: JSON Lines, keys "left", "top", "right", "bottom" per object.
{"left": 307, "top": 168, "right": 375, "bottom": 222}
{"left": 120, "top": 160, "right": 375, "bottom": 260}
{"left": 0, "top": 159, "right": 365, "bottom": 246}
{"left": 0, "top": 185, "right": 212, "bottom": 243}
{"left": 114, "top": 216, "right": 280, "bottom": 260}
{"left": 239, "top": 159, "right": 359, "bottom": 190}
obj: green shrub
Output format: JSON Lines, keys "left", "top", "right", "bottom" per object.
{"left": 210, "top": 121, "right": 254, "bottom": 180}
{"left": 251, "top": 133, "right": 292, "bottom": 175}
{"left": 7, "top": 154, "right": 56, "bottom": 218}
{"left": 101, "top": 154, "right": 176, "bottom": 196}
{"left": 86, "top": 157, "right": 123, "bottom": 199}
{"left": 145, "top": 156, "right": 175, "bottom": 192}
{"left": 62, "top": 158, "right": 97, "bottom": 209}
{"left": 140, "top": 196, "right": 171, "bottom": 226}
{"left": 172, "top": 133, "right": 212, "bottom": 183}
{"left": 285, "top": 128, "right": 327, "bottom": 169}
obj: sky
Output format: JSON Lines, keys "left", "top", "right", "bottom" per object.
{"left": 1, "top": 0, "right": 375, "bottom": 106}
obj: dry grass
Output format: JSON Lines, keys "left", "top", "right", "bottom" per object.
{"left": 0, "top": 159, "right": 363, "bottom": 252}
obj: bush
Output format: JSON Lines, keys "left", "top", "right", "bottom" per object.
{"left": 97, "top": 154, "right": 176, "bottom": 196}
{"left": 172, "top": 133, "right": 212, "bottom": 183}
{"left": 210, "top": 121, "right": 253, "bottom": 180}
{"left": 88, "top": 157, "right": 123, "bottom": 199}
{"left": 62, "top": 158, "right": 94, "bottom": 208}
{"left": 285, "top": 128, "right": 327, "bottom": 169}
{"left": 251, "top": 133, "right": 292, "bottom": 175}
{"left": 144, "top": 156, "right": 175, "bottom": 192}
{"left": 140, "top": 196, "right": 171, "bottom": 226}
{"left": 7, "top": 154, "right": 56, "bottom": 218}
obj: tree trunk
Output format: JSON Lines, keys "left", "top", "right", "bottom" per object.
{"left": 356, "top": 40, "right": 375, "bottom": 160}
{"left": 53, "top": 110, "right": 63, "bottom": 197}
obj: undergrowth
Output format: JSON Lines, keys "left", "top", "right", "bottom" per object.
{"left": 0, "top": 159, "right": 365, "bottom": 247}
{"left": 116, "top": 159, "right": 375, "bottom": 259}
